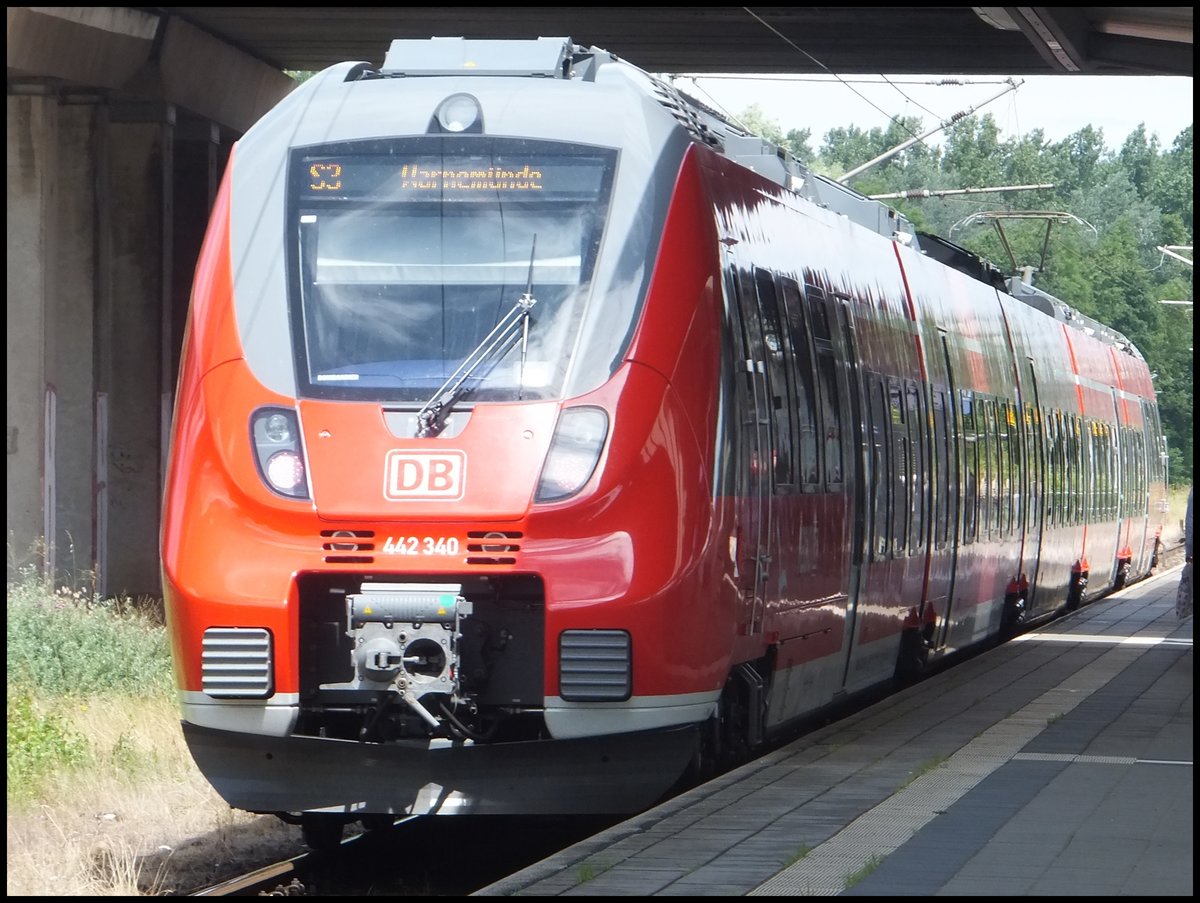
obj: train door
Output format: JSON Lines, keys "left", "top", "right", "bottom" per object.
{"left": 1136, "top": 398, "right": 1162, "bottom": 572}
{"left": 935, "top": 332, "right": 962, "bottom": 646}
{"left": 1020, "top": 357, "right": 1047, "bottom": 612}
{"left": 753, "top": 269, "right": 801, "bottom": 625}
{"left": 1105, "top": 387, "right": 1124, "bottom": 586}
{"left": 808, "top": 289, "right": 867, "bottom": 689}
{"left": 835, "top": 297, "right": 868, "bottom": 668}
{"left": 926, "top": 385, "right": 954, "bottom": 650}
{"left": 726, "top": 261, "right": 774, "bottom": 636}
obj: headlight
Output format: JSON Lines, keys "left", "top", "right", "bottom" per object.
{"left": 431, "top": 93, "right": 483, "bottom": 134}
{"left": 251, "top": 407, "right": 310, "bottom": 499}
{"left": 535, "top": 407, "right": 608, "bottom": 503}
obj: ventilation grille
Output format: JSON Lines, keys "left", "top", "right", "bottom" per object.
{"left": 559, "top": 630, "right": 631, "bottom": 701}
{"left": 202, "top": 628, "right": 273, "bottom": 698}
{"left": 321, "top": 529, "right": 375, "bottom": 564}
{"left": 465, "top": 530, "right": 522, "bottom": 566}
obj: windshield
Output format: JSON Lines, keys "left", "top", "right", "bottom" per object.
{"left": 288, "top": 137, "right": 617, "bottom": 402}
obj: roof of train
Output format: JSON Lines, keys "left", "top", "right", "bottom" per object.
{"left": 345, "top": 37, "right": 1143, "bottom": 360}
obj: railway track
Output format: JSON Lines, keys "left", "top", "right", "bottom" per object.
{"left": 185, "top": 814, "right": 622, "bottom": 897}
{"left": 189, "top": 851, "right": 311, "bottom": 896}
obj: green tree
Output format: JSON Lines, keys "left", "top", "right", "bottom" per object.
{"left": 942, "top": 114, "right": 1004, "bottom": 188}
{"left": 1118, "top": 124, "right": 1162, "bottom": 195}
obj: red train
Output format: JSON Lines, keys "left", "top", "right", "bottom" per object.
{"left": 160, "top": 37, "right": 1168, "bottom": 845}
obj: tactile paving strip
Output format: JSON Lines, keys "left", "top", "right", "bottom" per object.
{"left": 749, "top": 647, "right": 1134, "bottom": 895}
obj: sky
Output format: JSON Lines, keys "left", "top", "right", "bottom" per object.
{"left": 671, "top": 73, "right": 1193, "bottom": 152}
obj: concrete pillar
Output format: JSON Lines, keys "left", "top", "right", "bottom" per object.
{"left": 97, "top": 102, "right": 175, "bottom": 598}
{"left": 49, "top": 97, "right": 101, "bottom": 583}
{"left": 7, "top": 89, "right": 101, "bottom": 588}
{"left": 6, "top": 92, "right": 53, "bottom": 581}
{"left": 6, "top": 7, "right": 283, "bottom": 598}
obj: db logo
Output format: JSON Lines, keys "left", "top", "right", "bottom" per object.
{"left": 384, "top": 450, "right": 466, "bottom": 501}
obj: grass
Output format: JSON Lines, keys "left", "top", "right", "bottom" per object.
{"left": 6, "top": 579, "right": 171, "bottom": 695}
{"left": 6, "top": 571, "right": 303, "bottom": 895}
{"left": 898, "top": 755, "right": 946, "bottom": 791}
{"left": 783, "top": 844, "right": 812, "bottom": 868}
{"left": 575, "top": 859, "right": 611, "bottom": 884}
{"left": 843, "top": 853, "right": 885, "bottom": 889}
{"left": 6, "top": 577, "right": 174, "bottom": 806}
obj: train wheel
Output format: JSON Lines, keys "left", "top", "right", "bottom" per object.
{"left": 1000, "top": 594, "right": 1028, "bottom": 639}
{"left": 715, "top": 679, "right": 751, "bottom": 770}
{"left": 1066, "top": 572, "right": 1087, "bottom": 611}
{"left": 895, "top": 628, "right": 929, "bottom": 685}
{"left": 361, "top": 813, "right": 397, "bottom": 832}
{"left": 677, "top": 711, "right": 721, "bottom": 791}
{"left": 301, "top": 813, "right": 345, "bottom": 851}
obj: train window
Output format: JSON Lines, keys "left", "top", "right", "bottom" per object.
{"left": 754, "top": 269, "right": 795, "bottom": 492}
{"left": 868, "top": 376, "right": 892, "bottom": 559}
{"left": 287, "top": 138, "right": 616, "bottom": 403}
{"left": 1048, "top": 410, "right": 1064, "bottom": 528}
{"left": 780, "top": 279, "right": 820, "bottom": 488}
{"left": 1066, "top": 415, "right": 1080, "bottom": 525}
{"left": 1073, "top": 414, "right": 1082, "bottom": 524}
{"left": 1115, "top": 425, "right": 1125, "bottom": 519}
{"left": 1010, "top": 402, "right": 1024, "bottom": 535}
{"left": 809, "top": 294, "right": 831, "bottom": 341}
{"left": 906, "top": 383, "right": 925, "bottom": 553}
{"left": 932, "top": 390, "right": 950, "bottom": 548}
{"left": 1042, "top": 411, "right": 1052, "bottom": 528}
{"left": 1098, "top": 421, "right": 1107, "bottom": 521}
{"left": 1078, "top": 415, "right": 1089, "bottom": 525}
{"left": 1108, "top": 423, "right": 1118, "bottom": 518}
{"left": 960, "top": 390, "right": 978, "bottom": 544}
{"left": 1070, "top": 415, "right": 1080, "bottom": 525}
{"left": 1126, "top": 427, "right": 1133, "bottom": 519}
{"left": 1090, "top": 421, "right": 1101, "bottom": 521}
{"left": 1082, "top": 420, "right": 1093, "bottom": 522}
{"left": 1129, "top": 428, "right": 1146, "bottom": 515}
{"left": 1136, "top": 429, "right": 1147, "bottom": 510}
{"left": 731, "top": 268, "right": 772, "bottom": 498}
{"left": 998, "top": 402, "right": 1014, "bottom": 538}
{"left": 1105, "top": 423, "right": 1118, "bottom": 519}
{"left": 820, "top": 357, "right": 844, "bottom": 489}
{"left": 807, "top": 289, "right": 844, "bottom": 490}
{"left": 976, "top": 398, "right": 991, "bottom": 541}
{"left": 1056, "top": 409, "right": 1068, "bottom": 527}
{"left": 990, "top": 400, "right": 1001, "bottom": 538}
{"left": 1022, "top": 403, "right": 1041, "bottom": 537}
{"left": 889, "top": 381, "right": 908, "bottom": 555}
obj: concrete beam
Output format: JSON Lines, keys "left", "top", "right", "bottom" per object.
{"left": 158, "top": 15, "right": 295, "bottom": 134}
{"left": 7, "top": 7, "right": 295, "bottom": 134}
{"left": 6, "top": 7, "right": 158, "bottom": 89}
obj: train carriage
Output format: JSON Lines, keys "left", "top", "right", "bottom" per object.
{"left": 160, "top": 37, "right": 1168, "bottom": 845}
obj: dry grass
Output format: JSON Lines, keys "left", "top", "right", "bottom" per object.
{"left": 6, "top": 694, "right": 303, "bottom": 896}
{"left": 1164, "top": 485, "right": 1190, "bottom": 546}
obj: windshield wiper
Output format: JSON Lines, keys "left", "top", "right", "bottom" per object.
{"left": 415, "top": 241, "right": 538, "bottom": 438}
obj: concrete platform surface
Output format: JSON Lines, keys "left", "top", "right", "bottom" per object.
{"left": 474, "top": 565, "right": 1193, "bottom": 896}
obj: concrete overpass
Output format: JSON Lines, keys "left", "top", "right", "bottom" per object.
{"left": 6, "top": 7, "right": 1193, "bottom": 596}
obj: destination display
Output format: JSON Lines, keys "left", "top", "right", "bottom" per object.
{"left": 299, "top": 152, "right": 610, "bottom": 201}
